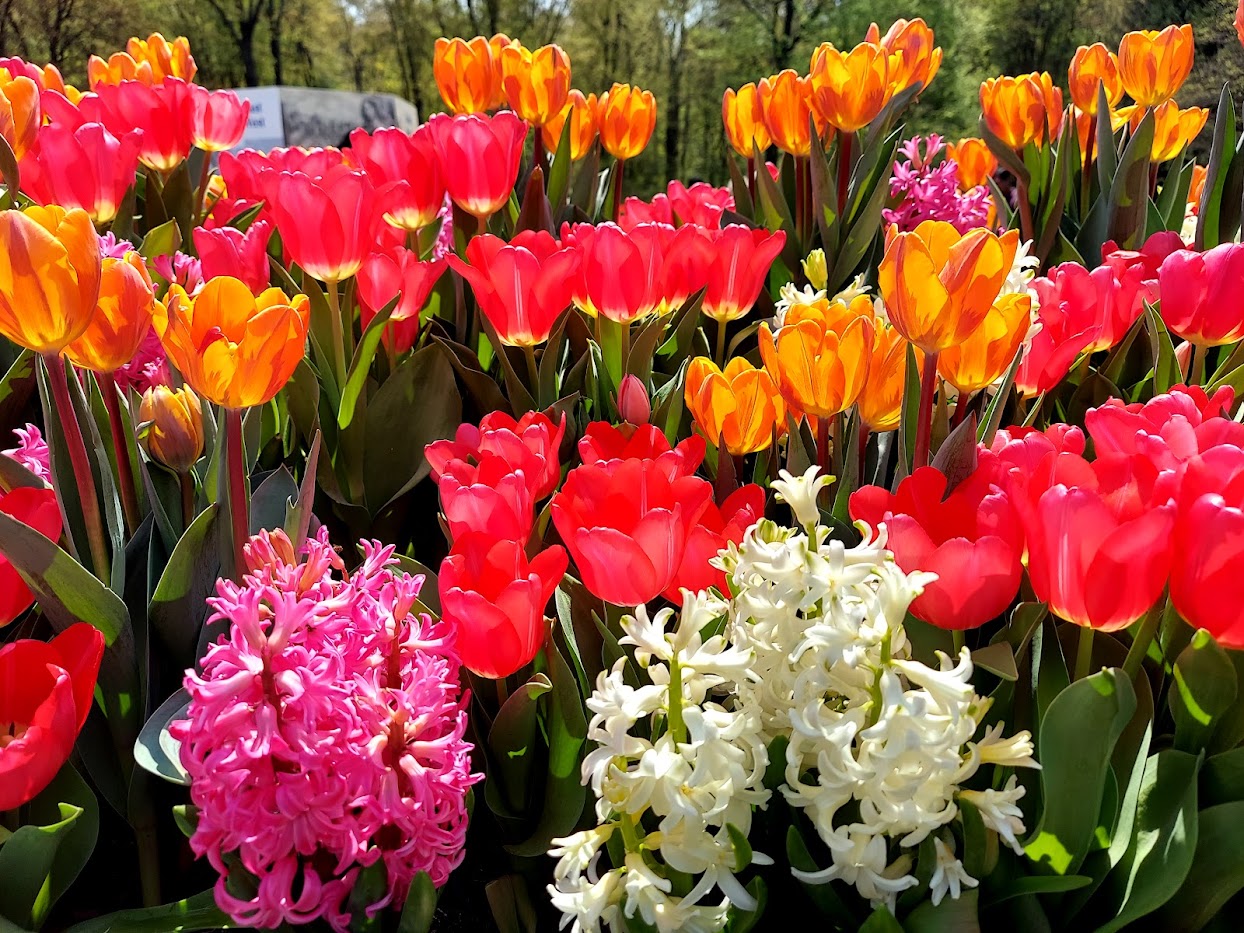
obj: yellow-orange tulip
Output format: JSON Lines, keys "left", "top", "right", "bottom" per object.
{"left": 0, "top": 206, "right": 101, "bottom": 354}
{"left": 808, "top": 41, "right": 893, "bottom": 134}
{"left": 1189, "top": 162, "right": 1207, "bottom": 211}
{"left": 869, "top": 18, "right": 942, "bottom": 94}
{"left": 722, "top": 83, "right": 771, "bottom": 158}
{"left": 878, "top": 220, "right": 1019, "bottom": 355}
{"left": 501, "top": 43, "right": 571, "bottom": 128}
{"left": 758, "top": 296, "right": 874, "bottom": 419}
{"left": 980, "top": 72, "right": 1064, "bottom": 150}
{"left": 937, "top": 292, "right": 1032, "bottom": 394}
{"left": 758, "top": 70, "right": 817, "bottom": 157}
{"left": 1118, "top": 24, "right": 1194, "bottom": 108}
{"left": 1068, "top": 43, "right": 1123, "bottom": 115}
{"left": 946, "top": 137, "right": 996, "bottom": 190}
{"left": 595, "top": 83, "right": 657, "bottom": 161}
{"left": 88, "top": 33, "right": 195, "bottom": 88}
{"left": 543, "top": 90, "right": 597, "bottom": 160}
{"left": 64, "top": 252, "right": 156, "bottom": 373}
{"left": 0, "top": 71, "right": 39, "bottom": 162}
{"left": 685, "top": 356, "right": 785, "bottom": 456}
{"left": 1139, "top": 100, "right": 1209, "bottom": 163}
{"left": 858, "top": 322, "right": 919, "bottom": 433}
{"left": 154, "top": 277, "right": 310, "bottom": 410}
{"left": 489, "top": 34, "right": 519, "bottom": 110}
{"left": 433, "top": 36, "right": 499, "bottom": 115}
{"left": 138, "top": 384, "right": 204, "bottom": 473}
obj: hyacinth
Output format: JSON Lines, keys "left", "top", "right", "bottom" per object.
{"left": 112, "top": 325, "right": 171, "bottom": 393}
{"left": 98, "top": 231, "right": 136, "bottom": 258}
{"left": 172, "top": 528, "right": 480, "bottom": 931}
{"left": 883, "top": 135, "right": 991, "bottom": 234}
{"left": 3, "top": 424, "right": 52, "bottom": 483}
{"left": 153, "top": 249, "right": 204, "bottom": 292}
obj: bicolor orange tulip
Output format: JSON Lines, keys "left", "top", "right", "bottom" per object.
{"left": 758, "top": 70, "right": 817, "bottom": 157}
{"left": 1118, "top": 24, "right": 1194, "bottom": 108}
{"left": 722, "top": 83, "right": 771, "bottom": 158}
{"left": 946, "top": 137, "right": 996, "bottom": 190}
{"left": 1188, "top": 162, "right": 1207, "bottom": 211}
{"left": 88, "top": 33, "right": 195, "bottom": 88}
{"left": 64, "top": 251, "right": 157, "bottom": 373}
{"left": 869, "top": 18, "right": 942, "bottom": 94}
{"left": 979, "top": 72, "right": 1063, "bottom": 150}
{"left": 758, "top": 295, "right": 874, "bottom": 419}
{"left": 489, "top": 34, "right": 519, "bottom": 110}
{"left": 595, "top": 83, "right": 657, "bottom": 161}
{"left": 937, "top": 292, "right": 1032, "bottom": 394}
{"left": 0, "top": 206, "right": 101, "bottom": 354}
{"left": 685, "top": 357, "right": 785, "bottom": 456}
{"left": 433, "top": 36, "right": 499, "bottom": 115}
{"left": 501, "top": 43, "right": 571, "bottom": 128}
{"left": 154, "top": 277, "right": 310, "bottom": 410}
{"left": 0, "top": 70, "right": 39, "bottom": 161}
{"left": 858, "top": 322, "right": 918, "bottom": 433}
{"left": 808, "top": 41, "right": 893, "bottom": 134}
{"left": 543, "top": 89, "right": 597, "bottom": 160}
{"left": 878, "top": 221, "right": 1019, "bottom": 354}
{"left": 1140, "top": 100, "right": 1209, "bottom": 163}
{"left": 138, "top": 384, "right": 204, "bottom": 473}
{"left": 1068, "top": 43, "right": 1122, "bottom": 115}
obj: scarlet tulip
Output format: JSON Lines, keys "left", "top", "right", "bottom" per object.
{"left": 551, "top": 457, "right": 713, "bottom": 606}
{"left": 595, "top": 83, "right": 657, "bottom": 161}
{"left": 722, "top": 83, "right": 771, "bottom": 158}
{"left": 619, "top": 193, "right": 674, "bottom": 228}
{"left": 188, "top": 85, "right": 249, "bottom": 152}
{"left": 938, "top": 292, "right": 1032, "bottom": 394}
{"left": 667, "top": 181, "right": 735, "bottom": 229}
{"left": 946, "top": 137, "right": 996, "bottom": 190}
{"left": 979, "top": 72, "right": 1064, "bottom": 150}
{"left": 439, "top": 534, "right": 568, "bottom": 679}
{"left": 858, "top": 322, "right": 916, "bottom": 432}
{"left": 1068, "top": 43, "right": 1123, "bottom": 115}
{"left": 436, "top": 453, "right": 535, "bottom": 542}
{"left": 663, "top": 484, "right": 765, "bottom": 601}
{"left": 64, "top": 251, "right": 157, "bottom": 373}
{"left": 684, "top": 357, "right": 784, "bottom": 455}
{"left": 427, "top": 410, "right": 565, "bottom": 501}
{"left": 759, "top": 296, "right": 874, "bottom": 419}
{"left": 427, "top": 111, "right": 527, "bottom": 221}
{"left": 433, "top": 36, "right": 499, "bottom": 115}
{"left": 758, "top": 70, "right": 816, "bottom": 157}
{"left": 1085, "top": 386, "right": 1244, "bottom": 469}
{"left": 1118, "top": 24, "right": 1194, "bottom": 108}
{"left": 356, "top": 247, "right": 445, "bottom": 355}
{"left": 659, "top": 223, "right": 716, "bottom": 312}
{"left": 447, "top": 230, "right": 578, "bottom": 346}
{"left": 348, "top": 125, "right": 444, "bottom": 232}
{"left": 193, "top": 221, "right": 273, "bottom": 296}
{"left": 90, "top": 77, "right": 195, "bottom": 173}
{"left": 501, "top": 43, "right": 571, "bottom": 128}
{"left": 872, "top": 18, "right": 942, "bottom": 93}
{"left": 154, "top": 277, "right": 310, "bottom": 409}
{"left": 0, "top": 623, "right": 104, "bottom": 811}
{"left": 543, "top": 90, "right": 597, "bottom": 161}
{"left": 979, "top": 424, "right": 1087, "bottom": 498}
{"left": 19, "top": 122, "right": 141, "bottom": 225}
{"left": 1158, "top": 243, "right": 1244, "bottom": 346}
{"left": 851, "top": 466, "right": 1024, "bottom": 630}
{"left": 0, "top": 486, "right": 62, "bottom": 627}
{"left": 565, "top": 222, "right": 668, "bottom": 324}
{"left": 1017, "top": 266, "right": 1100, "bottom": 396}
{"left": 577, "top": 422, "right": 705, "bottom": 479}
{"left": 138, "top": 384, "right": 204, "bottom": 473}
{"left": 1140, "top": 100, "right": 1208, "bottom": 162}
{"left": 702, "top": 224, "right": 786, "bottom": 322}
{"left": 808, "top": 40, "right": 893, "bottom": 134}
{"left": 266, "top": 166, "right": 380, "bottom": 282}
{"left": 0, "top": 71, "right": 39, "bottom": 161}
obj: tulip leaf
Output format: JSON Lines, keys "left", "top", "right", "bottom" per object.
{"left": 1155, "top": 801, "right": 1244, "bottom": 932}
{"left": 250, "top": 466, "right": 298, "bottom": 536}
{"left": 1156, "top": 158, "right": 1195, "bottom": 232}
{"left": 753, "top": 149, "right": 795, "bottom": 236}
{"left": 485, "top": 673, "right": 553, "bottom": 819}
{"left": 485, "top": 875, "right": 538, "bottom": 933}
{"left": 133, "top": 689, "right": 191, "bottom": 786}
{"left": 904, "top": 889, "right": 979, "bottom": 933}
{"left": 138, "top": 219, "right": 181, "bottom": 265}
{"left": 1169, "top": 629, "right": 1238, "bottom": 754}
{"left": 546, "top": 116, "right": 576, "bottom": 215}
{"left": 0, "top": 348, "right": 36, "bottom": 434}
{"left": 514, "top": 164, "right": 553, "bottom": 236}
{"left": 337, "top": 293, "right": 399, "bottom": 429}
{"left": 61, "top": 890, "right": 235, "bottom": 933}
{"left": 980, "top": 122, "right": 1031, "bottom": 189}
{"left": 397, "top": 872, "right": 438, "bottom": 933}
{"left": 148, "top": 504, "right": 220, "bottom": 668}
{"left": 972, "top": 641, "right": 1018, "bottom": 681}
{"left": 283, "top": 430, "right": 321, "bottom": 548}
{"left": 430, "top": 334, "right": 511, "bottom": 416}
{"left": 1106, "top": 110, "right": 1153, "bottom": 251}
{"left": 1142, "top": 304, "right": 1180, "bottom": 396}
{"left": 930, "top": 410, "right": 978, "bottom": 495}
{"left": 1197, "top": 84, "right": 1238, "bottom": 250}
{"left": 894, "top": 344, "right": 922, "bottom": 486}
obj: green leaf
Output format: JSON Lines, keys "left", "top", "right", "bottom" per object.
{"left": 1142, "top": 304, "right": 1181, "bottom": 396}
{"left": 727, "top": 877, "right": 766, "bottom": 933}
{"left": 726, "top": 823, "right": 753, "bottom": 871}
{"left": 1169, "top": 629, "right": 1238, "bottom": 753}
{"left": 62, "top": 891, "right": 234, "bottom": 932}
{"left": 397, "top": 872, "right": 438, "bottom": 933}
{"left": 972, "top": 641, "right": 1018, "bottom": 682}
{"left": 485, "top": 875, "right": 538, "bottom": 933}
{"left": 1197, "top": 85, "right": 1238, "bottom": 250}
{"left": 338, "top": 293, "right": 399, "bottom": 429}
{"left": 133, "top": 689, "right": 191, "bottom": 786}
{"left": 895, "top": 343, "right": 921, "bottom": 482}
{"left": 249, "top": 466, "right": 298, "bottom": 535}
{"left": 785, "top": 825, "right": 860, "bottom": 922}
{"left": 147, "top": 504, "right": 220, "bottom": 667}
{"left": 858, "top": 906, "right": 905, "bottom": 933}
{"left": 905, "top": 889, "right": 980, "bottom": 933}
{"left": 486, "top": 673, "right": 553, "bottom": 818}
{"left": 983, "top": 874, "right": 1092, "bottom": 907}
{"left": 1106, "top": 111, "right": 1154, "bottom": 250}
{"left": 978, "top": 351, "right": 1022, "bottom": 447}
{"left": 1156, "top": 801, "right": 1244, "bottom": 932}
{"left": 348, "top": 861, "right": 388, "bottom": 932}
{"left": 138, "top": 219, "right": 181, "bottom": 264}
{"left": 1203, "top": 746, "right": 1244, "bottom": 805}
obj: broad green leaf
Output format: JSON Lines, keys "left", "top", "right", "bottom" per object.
{"left": 1202, "top": 747, "right": 1244, "bottom": 805}
{"left": 486, "top": 673, "right": 553, "bottom": 818}
{"left": 1169, "top": 629, "right": 1238, "bottom": 753}
{"left": 1156, "top": 801, "right": 1244, "bottom": 932}
{"left": 858, "top": 906, "right": 904, "bottom": 933}
{"left": 147, "top": 504, "right": 220, "bottom": 666}
{"left": 338, "top": 293, "right": 399, "bottom": 429}
{"left": 397, "top": 872, "right": 438, "bottom": 933}
{"left": 133, "top": 689, "right": 191, "bottom": 786}
{"left": 62, "top": 890, "right": 234, "bottom": 932}
{"left": 1197, "top": 85, "right": 1237, "bottom": 250}
{"left": 905, "top": 889, "right": 980, "bottom": 933}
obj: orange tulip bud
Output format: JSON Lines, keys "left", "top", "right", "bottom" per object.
{"left": 875, "top": 18, "right": 942, "bottom": 94}
{"left": 154, "top": 277, "right": 310, "bottom": 410}
{"left": 759, "top": 295, "right": 874, "bottom": 420}
{"left": 858, "top": 322, "right": 919, "bottom": 433}
{"left": 64, "top": 252, "right": 156, "bottom": 373}
{"left": 543, "top": 89, "right": 597, "bottom": 160}
{"left": 937, "top": 292, "right": 1032, "bottom": 394}
{"left": 0, "top": 206, "right": 101, "bottom": 354}
{"left": 685, "top": 356, "right": 785, "bottom": 456}
{"left": 758, "top": 70, "right": 817, "bottom": 157}
{"left": 722, "top": 83, "right": 771, "bottom": 158}
{"left": 946, "top": 137, "right": 996, "bottom": 190}
{"left": 878, "top": 221, "right": 1019, "bottom": 355}
{"left": 1118, "top": 24, "right": 1194, "bottom": 108}
{"left": 138, "top": 383, "right": 204, "bottom": 473}
{"left": 595, "top": 83, "right": 657, "bottom": 161}
{"left": 0, "top": 71, "right": 39, "bottom": 162}
{"left": 808, "top": 41, "right": 894, "bottom": 134}
{"left": 979, "top": 72, "right": 1064, "bottom": 150}
{"left": 1138, "top": 99, "right": 1209, "bottom": 163}
{"left": 501, "top": 43, "right": 571, "bottom": 127}
{"left": 434, "top": 36, "right": 499, "bottom": 115}
{"left": 1068, "top": 43, "right": 1122, "bottom": 115}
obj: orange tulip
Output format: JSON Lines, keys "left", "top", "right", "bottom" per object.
{"left": 595, "top": 83, "right": 657, "bottom": 161}
{"left": 722, "top": 83, "right": 771, "bottom": 158}
{"left": 979, "top": 72, "right": 1064, "bottom": 150}
{"left": 501, "top": 43, "right": 571, "bottom": 127}
{"left": 489, "top": 34, "right": 519, "bottom": 110}
{"left": 808, "top": 41, "right": 893, "bottom": 134}
{"left": 138, "top": 384, "right": 204, "bottom": 473}
{"left": 1068, "top": 43, "right": 1122, "bottom": 115}
{"left": 1188, "top": 162, "right": 1207, "bottom": 212}
{"left": 0, "top": 71, "right": 38, "bottom": 161}
{"left": 543, "top": 89, "right": 597, "bottom": 160}
{"left": 685, "top": 356, "right": 785, "bottom": 456}
{"left": 1073, "top": 106, "right": 1131, "bottom": 163}
{"left": 937, "top": 292, "right": 1032, "bottom": 394}
{"left": 946, "top": 137, "right": 996, "bottom": 190}
{"left": 858, "top": 322, "right": 919, "bottom": 433}
{"left": 64, "top": 252, "right": 156, "bottom": 373}
{"left": 758, "top": 70, "right": 817, "bottom": 157}
{"left": 0, "top": 206, "right": 101, "bottom": 354}
{"left": 1138, "top": 100, "right": 1209, "bottom": 163}
{"left": 759, "top": 295, "right": 874, "bottom": 419}
{"left": 878, "top": 220, "right": 1019, "bottom": 354}
{"left": 88, "top": 33, "right": 195, "bottom": 88}
{"left": 1118, "top": 24, "right": 1194, "bottom": 108}
{"left": 869, "top": 18, "right": 942, "bottom": 94}
{"left": 154, "top": 277, "right": 310, "bottom": 410}
{"left": 433, "top": 36, "right": 499, "bottom": 115}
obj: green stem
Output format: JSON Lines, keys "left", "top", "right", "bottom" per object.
{"left": 715, "top": 317, "right": 728, "bottom": 367}
{"left": 952, "top": 629, "right": 966, "bottom": 656}
{"left": 523, "top": 344, "right": 540, "bottom": 403}
{"left": 225, "top": 408, "right": 249, "bottom": 580}
{"left": 325, "top": 277, "right": 346, "bottom": 389}
{"left": 98, "top": 372, "right": 140, "bottom": 536}
{"left": 1016, "top": 176, "right": 1036, "bottom": 244}
{"left": 193, "top": 152, "right": 212, "bottom": 224}
{"left": 1123, "top": 600, "right": 1163, "bottom": 680}
{"left": 913, "top": 350, "right": 940, "bottom": 470}
{"left": 136, "top": 826, "right": 161, "bottom": 907}
{"left": 667, "top": 658, "right": 686, "bottom": 745}
{"left": 1074, "top": 625, "right": 1095, "bottom": 681}
{"left": 1190, "top": 343, "right": 1207, "bottom": 386}
{"left": 837, "top": 132, "right": 853, "bottom": 219}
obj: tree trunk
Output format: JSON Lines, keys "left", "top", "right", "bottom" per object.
{"left": 240, "top": 20, "right": 260, "bottom": 86}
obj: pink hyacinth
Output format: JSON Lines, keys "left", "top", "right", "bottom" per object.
{"left": 153, "top": 250, "right": 204, "bottom": 293}
{"left": 172, "top": 528, "right": 480, "bottom": 931}
{"left": 884, "top": 134, "right": 992, "bottom": 234}
{"left": 3, "top": 424, "right": 51, "bottom": 484}
{"left": 97, "top": 231, "right": 135, "bottom": 259}
{"left": 112, "top": 326, "right": 171, "bottom": 394}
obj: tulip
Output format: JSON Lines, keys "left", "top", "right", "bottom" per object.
{"left": 427, "top": 410, "right": 565, "bottom": 501}
{"left": 577, "top": 422, "right": 705, "bottom": 479}
{"left": 1158, "top": 243, "right": 1244, "bottom": 346}
{"left": 946, "top": 137, "right": 996, "bottom": 190}
{"left": 871, "top": 18, "right": 942, "bottom": 93}
{"left": 564, "top": 222, "right": 663, "bottom": 323}
{"left": 90, "top": 76, "right": 195, "bottom": 173}
{"left": 0, "top": 486, "right": 62, "bottom": 627}
{"left": 979, "top": 72, "right": 1064, "bottom": 150}
{"left": 619, "top": 193, "right": 674, "bottom": 228}
{"left": 0, "top": 623, "right": 104, "bottom": 811}
{"left": 1139, "top": 100, "right": 1208, "bottom": 162}
{"left": 551, "top": 457, "right": 713, "bottom": 606}
{"left": 1086, "top": 255, "right": 1158, "bottom": 352}
{"left": 138, "top": 384, "right": 204, "bottom": 474}
{"left": 858, "top": 322, "right": 915, "bottom": 433}
{"left": 1118, "top": 24, "right": 1194, "bottom": 108}
{"left": 266, "top": 167, "right": 380, "bottom": 283}
{"left": 978, "top": 423, "right": 1087, "bottom": 495}
{"left": 356, "top": 247, "right": 445, "bottom": 355}
{"left": 0, "top": 205, "right": 101, "bottom": 354}
{"left": 19, "top": 122, "right": 141, "bottom": 226}
{"left": 851, "top": 466, "right": 1024, "bottom": 630}
{"left": 0, "top": 71, "right": 39, "bottom": 161}
{"left": 436, "top": 453, "right": 535, "bottom": 542}
{"left": 758, "top": 70, "right": 816, "bottom": 157}
{"left": 154, "top": 277, "right": 310, "bottom": 409}
{"left": 188, "top": 85, "right": 249, "bottom": 152}
{"left": 659, "top": 223, "right": 715, "bottom": 313}
{"left": 667, "top": 180, "right": 735, "bottom": 229}
{"left": 663, "top": 484, "right": 765, "bottom": 601}
{"left": 616, "top": 374, "right": 652, "bottom": 426}
{"left": 595, "top": 83, "right": 657, "bottom": 161}
{"left": 543, "top": 89, "right": 597, "bottom": 162}
{"left": 722, "top": 83, "right": 771, "bottom": 158}
{"left": 1189, "top": 162, "right": 1207, "bottom": 213}
{"left": 193, "top": 221, "right": 273, "bottom": 296}
{"left": 349, "top": 125, "right": 444, "bottom": 233}
{"left": 938, "top": 292, "right": 1032, "bottom": 395}
{"left": 63, "top": 251, "right": 157, "bottom": 374}
{"left": 0, "top": 57, "right": 77, "bottom": 102}
{"left": 428, "top": 111, "right": 527, "bottom": 221}
{"left": 1086, "top": 386, "right": 1244, "bottom": 468}
{"left": 808, "top": 41, "right": 893, "bottom": 134}
{"left": 501, "top": 43, "right": 571, "bottom": 128}
{"left": 448, "top": 230, "right": 578, "bottom": 347}
{"left": 433, "top": 36, "right": 499, "bottom": 114}
{"left": 702, "top": 224, "right": 787, "bottom": 323}
{"left": 1068, "top": 43, "right": 1123, "bottom": 115}
{"left": 685, "top": 357, "right": 784, "bottom": 455}
{"left": 439, "top": 534, "right": 567, "bottom": 679}
{"left": 128, "top": 33, "right": 196, "bottom": 82}
{"left": 488, "top": 34, "right": 519, "bottom": 109}
{"left": 1017, "top": 265, "right": 1101, "bottom": 396}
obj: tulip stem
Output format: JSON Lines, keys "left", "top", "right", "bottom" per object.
{"left": 523, "top": 344, "right": 540, "bottom": 402}
{"left": 180, "top": 471, "right": 195, "bottom": 532}
{"left": 952, "top": 630, "right": 966, "bottom": 656}
{"left": 1189, "top": 343, "right": 1207, "bottom": 385}
{"left": 325, "top": 277, "right": 347, "bottom": 389}
{"left": 136, "top": 825, "right": 162, "bottom": 907}
{"left": 857, "top": 421, "right": 869, "bottom": 487}
{"left": 610, "top": 158, "right": 625, "bottom": 222}
{"left": 715, "top": 318, "right": 728, "bottom": 367}
{"left": 1080, "top": 115, "right": 1096, "bottom": 209}
{"left": 532, "top": 132, "right": 545, "bottom": 174}
{"left": 225, "top": 408, "right": 249, "bottom": 580}
{"left": 44, "top": 354, "right": 110, "bottom": 581}
{"left": 1074, "top": 625, "right": 1095, "bottom": 681}
{"left": 98, "top": 373, "right": 141, "bottom": 536}
{"left": 746, "top": 156, "right": 757, "bottom": 205}
{"left": 1123, "top": 601, "right": 1163, "bottom": 680}
{"left": 495, "top": 675, "right": 509, "bottom": 709}
{"left": 913, "top": 351, "right": 940, "bottom": 470}
{"left": 193, "top": 151, "right": 213, "bottom": 224}
{"left": 837, "top": 133, "right": 853, "bottom": 220}
{"left": 816, "top": 416, "right": 831, "bottom": 474}
{"left": 1016, "top": 177, "right": 1036, "bottom": 244}
{"left": 794, "top": 158, "right": 805, "bottom": 242}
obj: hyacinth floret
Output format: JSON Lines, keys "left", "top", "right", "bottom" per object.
{"left": 884, "top": 135, "right": 991, "bottom": 234}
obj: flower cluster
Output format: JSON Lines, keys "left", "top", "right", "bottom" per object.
{"left": 883, "top": 135, "right": 991, "bottom": 234}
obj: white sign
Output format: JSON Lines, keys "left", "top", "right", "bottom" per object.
{"left": 229, "top": 86, "right": 286, "bottom": 152}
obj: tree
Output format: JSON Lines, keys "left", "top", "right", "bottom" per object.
{"left": 201, "top": 0, "right": 269, "bottom": 84}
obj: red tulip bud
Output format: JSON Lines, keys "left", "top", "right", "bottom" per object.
{"left": 617, "top": 374, "right": 650, "bottom": 425}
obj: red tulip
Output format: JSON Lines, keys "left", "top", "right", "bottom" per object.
{"left": 356, "top": 247, "right": 445, "bottom": 355}
{"left": 619, "top": 193, "right": 674, "bottom": 229}
{"left": 427, "top": 410, "right": 565, "bottom": 501}
{"left": 1017, "top": 264, "right": 1101, "bottom": 396}
{"left": 439, "top": 534, "right": 567, "bottom": 678}
{"left": 1101, "top": 230, "right": 1184, "bottom": 280}
{"left": 19, "top": 122, "right": 141, "bottom": 225}
{"left": 1086, "top": 385, "right": 1243, "bottom": 469}
{"left": 188, "top": 85, "right": 249, "bottom": 152}
{"left": 978, "top": 424, "right": 1086, "bottom": 498}
{"left": 617, "top": 374, "right": 651, "bottom": 425}
{"left": 436, "top": 453, "right": 535, "bottom": 543}
{"left": 427, "top": 111, "right": 527, "bottom": 221}
{"left": 565, "top": 222, "right": 665, "bottom": 324}
{"left": 192, "top": 221, "right": 272, "bottom": 295}
{"left": 89, "top": 77, "right": 195, "bottom": 173}
{"left": 266, "top": 166, "right": 380, "bottom": 282}
{"left": 851, "top": 466, "right": 1024, "bottom": 631}
{"left": 0, "top": 622, "right": 104, "bottom": 811}
{"left": 660, "top": 224, "right": 715, "bottom": 312}
{"left": 701, "top": 224, "right": 786, "bottom": 322}
{"left": 447, "top": 231, "right": 579, "bottom": 347}
{"left": 348, "top": 125, "right": 444, "bottom": 232}
{"left": 0, "top": 486, "right": 62, "bottom": 628}
{"left": 577, "top": 422, "right": 705, "bottom": 478}
{"left": 663, "top": 484, "right": 764, "bottom": 602}
{"left": 551, "top": 457, "right": 713, "bottom": 606}
{"left": 1158, "top": 243, "right": 1244, "bottom": 346}
{"left": 666, "top": 180, "right": 735, "bottom": 229}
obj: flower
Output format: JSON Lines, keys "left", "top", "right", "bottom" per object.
{"left": 63, "top": 250, "right": 157, "bottom": 373}
{"left": 501, "top": 43, "right": 571, "bottom": 128}
{"left": 758, "top": 70, "right": 816, "bottom": 157}
{"left": 566, "top": 222, "right": 665, "bottom": 323}
{"left": 433, "top": 36, "right": 499, "bottom": 114}
{"left": 356, "top": 247, "right": 445, "bottom": 355}
{"left": 188, "top": 85, "right": 249, "bottom": 152}
{"left": 617, "top": 374, "right": 652, "bottom": 425}
{"left": 193, "top": 221, "right": 273, "bottom": 296}
{"left": 0, "top": 205, "right": 101, "bottom": 354}
{"left": 266, "top": 167, "right": 379, "bottom": 282}
{"left": 979, "top": 72, "right": 1063, "bottom": 150}
{"left": 937, "top": 292, "right": 1032, "bottom": 394}
{"left": 946, "top": 137, "right": 996, "bottom": 190}
{"left": 722, "top": 83, "right": 771, "bottom": 158}
{"left": 1141, "top": 100, "right": 1208, "bottom": 162}
{"left": 664, "top": 484, "right": 765, "bottom": 600}
{"left": 759, "top": 295, "right": 874, "bottom": 419}
{"left": 89, "top": 76, "right": 195, "bottom": 173}
{"left": 858, "top": 320, "right": 916, "bottom": 433}
{"left": 873, "top": 18, "right": 942, "bottom": 93}
{"left": 427, "top": 410, "right": 565, "bottom": 502}
{"left": 684, "top": 357, "right": 784, "bottom": 456}
{"left": 1158, "top": 243, "right": 1244, "bottom": 346}
{"left": 595, "top": 83, "right": 657, "bottom": 161}
{"left": 435, "top": 453, "right": 535, "bottom": 542}
{"left": 137, "top": 384, "right": 204, "bottom": 473}
{"left": 0, "top": 71, "right": 39, "bottom": 161}
{"left": 19, "top": 122, "right": 141, "bottom": 225}
{"left": 885, "top": 135, "right": 992, "bottom": 233}
{"left": 349, "top": 125, "right": 444, "bottom": 232}
{"left": 3, "top": 424, "right": 51, "bottom": 484}
{"left": 1017, "top": 264, "right": 1100, "bottom": 395}
{"left": 543, "top": 89, "right": 597, "bottom": 161}
{"left": 0, "top": 623, "right": 103, "bottom": 810}
{"left": 439, "top": 534, "right": 567, "bottom": 678}
{"left": 155, "top": 277, "right": 310, "bottom": 409}
{"left": 1118, "top": 24, "right": 1194, "bottom": 108}
{"left": 428, "top": 111, "right": 527, "bottom": 220}
{"left": 0, "top": 486, "right": 62, "bottom": 626}
{"left": 88, "top": 33, "right": 195, "bottom": 86}
{"left": 808, "top": 40, "right": 893, "bottom": 134}
{"left": 667, "top": 181, "right": 735, "bottom": 229}
{"left": 702, "top": 224, "right": 786, "bottom": 322}
{"left": 577, "top": 422, "right": 705, "bottom": 479}
{"left": 1068, "top": 43, "right": 1123, "bottom": 115}
{"left": 112, "top": 325, "right": 170, "bottom": 393}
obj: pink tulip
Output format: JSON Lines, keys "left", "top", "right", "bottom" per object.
{"left": 266, "top": 166, "right": 380, "bottom": 282}
{"left": 356, "top": 247, "right": 446, "bottom": 354}
{"left": 189, "top": 85, "right": 250, "bottom": 152}
{"left": 193, "top": 221, "right": 272, "bottom": 295}
{"left": 349, "top": 125, "right": 444, "bottom": 232}
{"left": 89, "top": 77, "right": 195, "bottom": 173}
{"left": 1158, "top": 242, "right": 1244, "bottom": 346}
{"left": 701, "top": 224, "right": 786, "bottom": 322}
{"left": 19, "top": 122, "right": 141, "bottom": 224}
{"left": 427, "top": 111, "right": 527, "bottom": 221}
